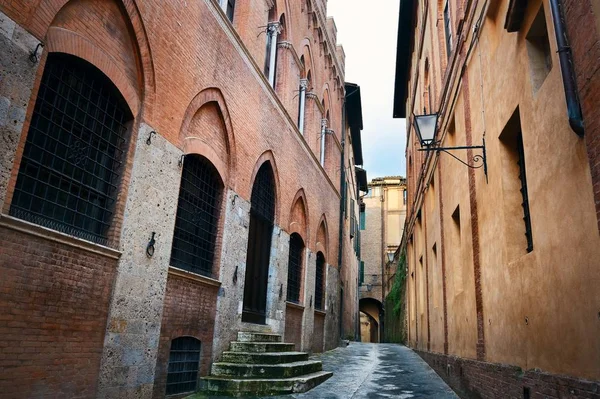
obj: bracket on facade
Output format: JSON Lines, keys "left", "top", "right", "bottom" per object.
{"left": 418, "top": 138, "right": 488, "bottom": 183}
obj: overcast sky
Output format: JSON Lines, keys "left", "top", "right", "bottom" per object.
{"left": 327, "top": 0, "right": 407, "bottom": 179}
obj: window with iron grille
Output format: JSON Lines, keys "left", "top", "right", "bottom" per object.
{"left": 226, "top": 0, "right": 235, "bottom": 21}
{"left": 286, "top": 233, "right": 304, "bottom": 304}
{"left": 170, "top": 155, "right": 223, "bottom": 277}
{"left": 359, "top": 261, "right": 364, "bottom": 285}
{"left": 10, "top": 53, "right": 132, "bottom": 246}
{"left": 315, "top": 252, "right": 325, "bottom": 310}
{"left": 516, "top": 133, "right": 533, "bottom": 252}
{"left": 166, "top": 337, "right": 201, "bottom": 396}
{"left": 444, "top": 1, "right": 453, "bottom": 59}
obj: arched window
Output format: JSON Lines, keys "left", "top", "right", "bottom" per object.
{"left": 10, "top": 53, "right": 133, "bottom": 246}
{"left": 286, "top": 233, "right": 304, "bottom": 303}
{"left": 170, "top": 155, "right": 223, "bottom": 277}
{"left": 242, "top": 162, "right": 276, "bottom": 324}
{"left": 166, "top": 337, "right": 201, "bottom": 395}
{"left": 315, "top": 252, "right": 325, "bottom": 310}
{"left": 226, "top": 0, "right": 235, "bottom": 22}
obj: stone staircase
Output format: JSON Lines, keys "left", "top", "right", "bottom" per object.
{"left": 199, "top": 331, "right": 332, "bottom": 397}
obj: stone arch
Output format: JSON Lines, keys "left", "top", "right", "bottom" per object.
{"left": 359, "top": 297, "right": 384, "bottom": 343}
{"left": 321, "top": 86, "right": 331, "bottom": 117}
{"left": 289, "top": 189, "right": 310, "bottom": 242}
{"left": 300, "top": 41, "right": 316, "bottom": 89}
{"left": 179, "top": 88, "right": 237, "bottom": 188}
{"left": 315, "top": 215, "right": 329, "bottom": 261}
{"left": 38, "top": 0, "right": 155, "bottom": 117}
{"left": 249, "top": 151, "right": 281, "bottom": 225}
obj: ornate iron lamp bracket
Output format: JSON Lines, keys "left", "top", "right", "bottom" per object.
{"left": 418, "top": 138, "right": 488, "bottom": 183}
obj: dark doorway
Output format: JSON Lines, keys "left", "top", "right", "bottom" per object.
{"left": 242, "top": 162, "right": 276, "bottom": 324}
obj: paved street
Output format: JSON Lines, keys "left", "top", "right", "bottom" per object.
{"left": 192, "top": 343, "right": 458, "bottom": 399}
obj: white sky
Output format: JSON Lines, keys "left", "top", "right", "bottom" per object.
{"left": 327, "top": 0, "right": 407, "bottom": 179}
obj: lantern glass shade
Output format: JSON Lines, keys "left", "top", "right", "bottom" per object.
{"left": 413, "top": 113, "right": 439, "bottom": 146}
{"left": 387, "top": 252, "right": 395, "bottom": 263}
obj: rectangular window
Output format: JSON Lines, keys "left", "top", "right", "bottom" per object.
{"left": 526, "top": 6, "right": 552, "bottom": 93}
{"left": 444, "top": 2, "right": 453, "bottom": 58}
{"left": 350, "top": 198, "right": 356, "bottom": 238}
{"left": 359, "top": 209, "right": 366, "bottom": 230}
{"left": 500, "top": 108, "right": 533, "bottom": 258}
{"left": 359, "top": 261, "right": 364, "bottom": 285}
{"left": 226, "top": 0, "right": 235, "bottom": 22}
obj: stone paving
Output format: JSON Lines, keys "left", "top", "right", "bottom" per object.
{"left": 190, "top": 342, "right": 458, "bottom": 399}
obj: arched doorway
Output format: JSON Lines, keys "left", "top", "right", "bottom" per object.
{"left": 359, "top": 298, "right": 384, "bottom": 343}
{"left": 242, "top": 162, "right": 276, "bottom": 324}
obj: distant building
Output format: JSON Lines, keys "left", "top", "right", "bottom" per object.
{"left": 394, "top": 0, "right": 600, "bottom": 396}
{"left": 358, "top": 176, "right": 407, "bottom": 342}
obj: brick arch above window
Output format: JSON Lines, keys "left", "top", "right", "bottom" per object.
{"left": 315, "top": 215, "right": 329, "bottom": 261}
{"left": 179, "top": 88, "right": 237, "bottom": 189}
{"left": 36, "top": 0, "right": 156, "bottom": 116}
{"left": 248, "top": 151, "right": 281, "bottom": 225}
{"left": 289, "top": 188, "right": 310, "bottom": 243}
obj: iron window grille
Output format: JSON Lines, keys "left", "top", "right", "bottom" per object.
{"left": 170, "top": 155, "right": 223, "bottom": 277}
{"left": 516, "top": 133, "right": 533, "bottom": 252}
{"left": 444, "top": 1, "right": 453, "bottom": 59}
{"left": 166, "top": 337, "right": 201, "bottom": 396}
{"left": 250, "top": 163, "right": 276, "bottom": 223}
{"left": 315, "top": 252, "right": 325, "bottom": 310}
{"left": 286, "top": 233, "right": 304, "bottom": 303}
{"left": 10, "top": 53, "right": 132, "bottom": 246}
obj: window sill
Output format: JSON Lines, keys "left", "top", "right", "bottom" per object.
{"left": 286, "top": 301, "right": 305, "bottom": 311}
{"left": 314, "top": 309, "right": 326, "bottom": 316}
{"left": 168, "top": 266, "right": 222, "bottom": 287}
{"left": 0, "top": 213, "right": 122, "bottom": 260}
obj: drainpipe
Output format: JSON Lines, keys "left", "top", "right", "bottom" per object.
{"left": 298, "top": 79, "right": 308, "bottom": 134}
{"left": 549, "top": 0, "right": 584, "bottom": 136}
{"left": 267, "top": 22, "right": 281, "bottom": 87}
{"left": 338, "top": 100, "right": 346, "bottom": 339}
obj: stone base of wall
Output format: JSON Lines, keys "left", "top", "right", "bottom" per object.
{"left": 415, "top": 350, "right": 600, "bottom": 399}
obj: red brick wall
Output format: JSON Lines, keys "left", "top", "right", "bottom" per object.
{"left": 417, "top": 351, "right": 600, "bottom": 399}
{"left": 563, "top": 0, "right": 600, "bottom": 233}
{"left": 152, "top": 274, "right": 218, "bottom": 399}
{"left": 284, "top": 305, "right": 304, "bottom": 351}
{"left": 312, "top": 312, "right": 325, "bottom": 353}
{"left": 0, "top": 226, "right": 117, "bottom": 399}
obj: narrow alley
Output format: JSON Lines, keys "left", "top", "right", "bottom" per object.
{"left": 190, "top": 343, "right": 457, "bottom": 399}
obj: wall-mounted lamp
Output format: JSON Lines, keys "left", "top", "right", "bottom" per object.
{"left": 413, "top": 112, "right": 488, "bottom": 183}
{"left": 386, "top": 252, "right": 395, "bottom": 263}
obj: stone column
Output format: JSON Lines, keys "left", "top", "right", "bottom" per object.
{"left": 320, "top": 119, "right": 327, "bottom": 166}
{"left": 0, "top": 10, "right": 43, "bottom": 208}
{"left": 97, "top": 124, "right": 182, "bottom": 398}
{"left": 266, "top": 22, "right": 281, "bottom": 87}
{"left": 298, "top": 78, "right": 308, "bottom": 135}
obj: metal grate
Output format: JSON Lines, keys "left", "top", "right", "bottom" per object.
{"left": 286, "top": 233, "right": 304, "bottom": 303}
{"left": 10, "top": 53, "right": 132, "bottom": 246}
{"left": 166, "top": 337, "right": 201, "bottom": 396}
{"left": 516, "top": 133, "right": 533, "bottom": 252}
{"left": 315, "top": 252, "right": 325, "bottom": 310}
{"left": 250, "top": 162, "right": 276, "bottom": 223}
{"left": 170, "top": 155, "right": 223, "bottom": 277}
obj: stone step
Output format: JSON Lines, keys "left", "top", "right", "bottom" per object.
{"left": 198, "top": 370, "right": 333, "bottom": 397}
{"left": 211, "top": 360, "right": 322, "bottom": 379}
{"left": 237, "top": 331, "right": 282, "bottom": 343}
{"left": 229, "top": 341, "right": 295, "bottom": 353}
{"left": 221, "top": 351, "right": 309, "bottom": 364}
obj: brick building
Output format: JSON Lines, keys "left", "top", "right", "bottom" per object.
{"left": 358, "top": 176, "right": 407, "bottom": 343}
{"left": 394, "top": 0, "right": 600, "bottom": 397}
{"left": 0, "top": 0, "right": 365, "bottom": 397}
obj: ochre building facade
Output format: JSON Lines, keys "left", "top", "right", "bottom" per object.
{"left": 0, "top": 0, "right": 365, "bottom": 397}
{"left": 358, "top": 176, "right": 407, "bottom": 343}
{"left": 395, "top": 0, "right": 600, "bottom": 397}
